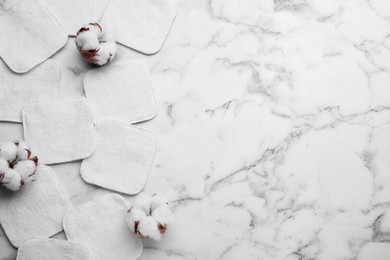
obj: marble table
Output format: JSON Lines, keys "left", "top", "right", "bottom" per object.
{"left": 1, "top": 0, "right": 390, "bottom": 259}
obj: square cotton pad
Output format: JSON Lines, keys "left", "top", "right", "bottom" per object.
{"left": 43, "top": 0, "right": 94, "bottom": 36}
{"left": 0, "top": 0, "right": 67, "bottom": 73}
{"left": 81, "top": 119, "right": 156, "bottom": 195}
{"left": 0, "top": 165, "right": 72, "bottom": 247}
{"left": 83, "top": 60, "right": 158, "bottom": 124}
{"left": 64, "top": 194, "right": 143, "bottom": 260}
{"left": 17, "top": 238, "right": 89, "bottom": 260}
{"left": 22, "top": 97, "right": 95, "bottom": 165}
{"left": 0, "top": 59, "right": 60, "bottom": 122}
{"left": 101, "top": 0, "right": 176, "bottom": 54}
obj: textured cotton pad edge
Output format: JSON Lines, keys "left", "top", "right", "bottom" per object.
{"left": 80, "top": 118, "right": 157, "bottom": 195}
{"left": 0, "top": 59, "right": 61, "bottom": 122}
{"left": 16, "top": 237, "right": 90, "bottom": 260}
{"left": 63, "top": 194, "right": 143, "bottom": 260}
{"left": 22, "top": 97, "right": 96, "bottom": 165}
{"left": 0, "top": 0, "right": 67, "bottom": 73}
{"left": 0, "top": 165, "right": 72, "bottom": 247}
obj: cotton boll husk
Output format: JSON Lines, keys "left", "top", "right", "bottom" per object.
{"left": 152, "top": 204, "right": 174, "bottom": 226}
{"left": 150, "top": 195, "right": 169, "bottom": 211}
{"left": 93, "top": 41, "right": 117, "bottom": 66}
{"left": 2, "top": 169, "right": 21, "bottom": 191}
{"left": 133, "top": 193, "right": 152, "bottom": 214}
{"left": 75, "top": 31, "right": 100, "bottom": 51}
{"left": 13, "top": 160, "right": 36, "bottom": 183}
{"left": 0, "top": 157, "right": 9, "bottom": 173}
{"left": 0, "top": 141, "right": 17, "bottom": 161}
{"left": 16, "top": 140, "right": 30, "bottom": 160}
{"left": 127, "top": 208, "right": 147, "bottom": 233}
{"left": 138, "top": 216, "right": 162, "bottom": 240}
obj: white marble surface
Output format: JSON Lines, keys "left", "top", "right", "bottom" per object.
{"left": 1, "top": 0, "right": 390, "bottom": 259}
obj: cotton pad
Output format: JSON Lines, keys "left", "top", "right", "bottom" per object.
{"left": 17, "top": 238, "right": 89, "bottom": 260}
{"left": 0, "top": 59, "right": 60, "bottom": 122}
{"left": 92, "top": 0, "right": 112, "bottom": 21}
{"left": 0, "top": 0, "right": 67, "bottom": 73}
{"left": 64, "top": 194, "right": 143, "bottom": 260}
{"left": 43, "top": 0, "right": 94, "bottom": 36}
{"left": 100, "top": 0, "right": 176, "bottom": 54}
{"left": 0, "top": 165, "right": 72, "bottom": 247}
{"left": 84, "top": 60, "right": 157, "bottom": 124}
{"left": 81, "top": 119, "right": 156, "bottom": 195}
{"left": 22, "top": 98, "right": 95, "bottom": 165}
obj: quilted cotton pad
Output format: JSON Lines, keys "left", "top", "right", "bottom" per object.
{"left": 64, "top": 194, "right": 143, "bottom": 260}
{"left": 22, "top": 97, "right": 95, "bottom": 165}
{"left": 101, "top": 0, "right": 176, "bottom": 54}
{"left": 0, "top": 59, "right": 60, "bottom": 122}
{"left": 43, "top": 0, "right": 94, "bottom": 36}
{"left": 84, "top": 60, "right": 157, "bottom": 124}
{"left": 92, "top": 0, "right": 112, "bottom": 21}
{"left": 17, "top": 238, "right": 89, "bottom": 260}
{"left": 0, "top": 165, "right": 72, "bottom": 247}
{"left": 0, "top": 0, "right": 67, "bottom": 73}
{"left": 81, "top": 119, "right": 156, "bottom": 195}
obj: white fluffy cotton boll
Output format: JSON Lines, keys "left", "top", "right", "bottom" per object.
{"left": 13, "top": 160, "right": 36, "bottom": 183}
{"left": 2, "top": 169, "right": 22, "bottom": 191}
{"left": 0, "top": 141, "right": 17, "bottom": 161}
{"left": 16, "top": 140, "right": 30, "bottom": 160}
{"left": 0, "top": 157, "right": 9, "bottom": 173}
{"left": 137, "top": 216, "right": 162, "bottom": 241}
{"left": 93, "top": 41, "right": 117, "bottom": 66}
{"left": 127, "top": 208, "right": 147, "bottom": 233}
{"left": 133, "top": 193, "right": 153, "bottom": 214}
{"left": 150, "top": 195, "right": 169, "bottom": 211}
{"left": 75, "top": 30, "right": 100, "bottom": 51}
{"left": 152, "top": 204, "right": 174, "bottom": 226}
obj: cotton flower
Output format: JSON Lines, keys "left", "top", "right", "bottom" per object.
{"left": 13, "top": 160, "right": 37, "bottom": 184}
{"left": 15, "top": 140, "right": 31, "bottom": 161}
{"left": 0, "top": 157, "right": 9, "bottom": 173}
{"left": 151, "top": 194, "right": 168, "bottom": 211}
{"left": 152, "top": 204, "right": 174, "bottom": 226}
{"left": 133, "top": 192, "right": 152, "bottom": 214}
{"left": 0, "top": 140, "right": 38, "bottom": 191}
{"left": 137, "top": 216, "right": 162, "bottom": 241}
{"left": 0, "top": 141, "right": 18, "bottom": 162}
{"left": 126, "top": 208, "right": 147, "bottom": 233}
{"left": 75, "top": 22, "right": 117, "bottom": 65}
{"left": 2, "top": 169, "right": 22, "bottom": 191}
{"left": 127, "top": 193, "right": 173, "bottom": 240}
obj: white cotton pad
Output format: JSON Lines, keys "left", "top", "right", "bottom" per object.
{"left": 0, "top": 165, "right": 72, "bottom": 247}
{"left": 43, "top": 0, "right": 94, "bottom": 36}
{"left": 92, "top": 0, "right": 112, "bottom": 21}
{"left": 22, "top": 97, "right": 95, "bottom": 165}
{"left": 64, "top": 194, "right": 143, "bottom": 260}
{"left": 0, "top": 0, "right": 67, "bottom": 73}
{"left": 0, "top": 60, "right": 60, "bottom": 123}
{"left": 100, "top": 0, "right": 176, "bottom": 54}
{"left": 81, "top": 119, "right": 156, "bottom": 195}
{"left": 84, "top": 60, "right": 158, "bottom": 124}
{"left": 16, "top": 238, "right": 89, "bottom": 260}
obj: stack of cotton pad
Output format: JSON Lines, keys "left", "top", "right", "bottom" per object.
{"left": 0, "top": 0, "right": 177, "bottom": 257}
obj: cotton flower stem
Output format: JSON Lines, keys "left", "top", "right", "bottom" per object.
{"left": 9, "top": 156, "right": 18, "bottom": 168}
